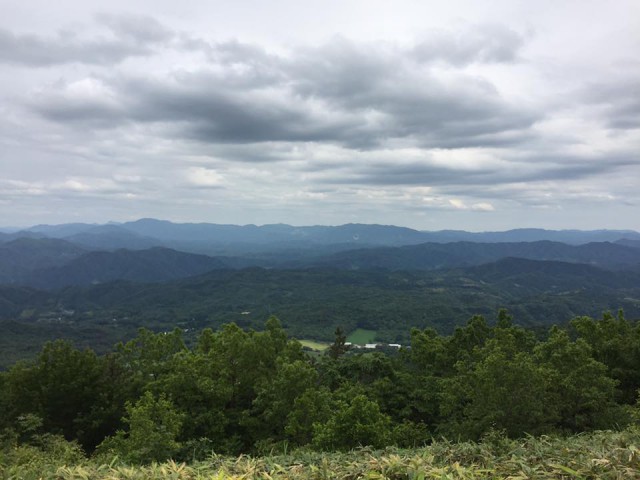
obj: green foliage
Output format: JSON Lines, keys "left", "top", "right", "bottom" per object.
{"left": 0, "top": 433, "right": 85, "bottom": 479}
{"left": 284, "top": 387, "right": 333, "bottom": 446}
{"left": 1, "top": 312, "right": 640, "bottom": 467}
{"left": 449, "top": 346, "right": 548, "bottom": 438}
{"left": 7, "top": 427, "right": 640, "bottom": 479}
{"left": 312, "top": 394, "right": 391, "bottom": 451}
{"left": 327, "top": 326, "right": 349, "bottom": 359}
{"left": 246, "top": 359, "right": 318, "bottom": 443}
{"left": 1, "top": 340, "right": 104, "bottom": 449}
{"left": 535, "top": 327, "right": 623, "bottom": 431}
{"left": 570, "top": 310, "right": 640, "bottom": 404}
{"left": 96, "top": 391, "right": 184, "bottom": 464}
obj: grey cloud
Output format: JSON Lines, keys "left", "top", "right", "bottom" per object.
{"left": 584, "top": 78, "right": 640, "bottom": 130}
{"left": 411, "top": 24, "right": 525, "bottom": 65}
{"left": 0, "top": 15, "right": 173, "bottom": 67}
{"left": 123, "top": 76, "right": 361, "bottom": 144}
{"left": 34, "top": 96, "right": 124, "bottom": 126}
{"left": 0, "top": 29, "right": 147, "bottom": 66}
{"left": 319, "top": 151, "right": 638, "bottom": 188}
{"left": 28, "top": 35, "right": 540, "bottom": 150}
{"left": 322, "top": 161, "right": 498, "bottom": 187}
{"left": 95, "top": 13, "right": 174, "bottom": 43}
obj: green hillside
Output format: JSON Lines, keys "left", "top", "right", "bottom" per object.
{"left": 2, "top": 260, "right": 640, "bottom": 367}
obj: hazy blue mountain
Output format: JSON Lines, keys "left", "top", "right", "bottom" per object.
{"left": 0, "top": 238, "right": 86, "bottom": 284}
{"left": 26, "top": 222, "right": 99, "bottom": 238}
{"left": 119, "top": 219, "right": 424, "bottom": 247}
{"left": 7, "top": 219, "right": 640, "bottom": 253}
{"left": 121, "top": 218, "right": 276, "bottom": 244}
{"left": 616, "top": 239, "right": 640, "bottom": 249}
{"left": 25, "top": 247, "right": 229, "bottom": 289}
{"left": 312, "top": 240, "right": 640, "bottom": 271}
{"left": 0, "top": 230, "right": 47, "bottom": 244}
{"left": 116, "top": 220, "right": 640, "bottom": 247}
{"left": 428, "top": 228, "right": 640, "bottom": 244}
{"left": 63, "top": 224, "right": 164, "bottom": 250}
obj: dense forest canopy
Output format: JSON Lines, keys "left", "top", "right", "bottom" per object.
{"left": 1, "top": 310, "right": 639, "bottom": 465}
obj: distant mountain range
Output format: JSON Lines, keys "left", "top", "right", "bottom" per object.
{"left": 2, "top": 219, "right": 640, "bottom": 290}
{"left": 1, "top": 219, "right": 638, "bottom": 254}
{"left": 2, "top": 219, "right": 640, "bottom": 366}
{"left": 311, "top": 240, "right": 640, "bottom": 271}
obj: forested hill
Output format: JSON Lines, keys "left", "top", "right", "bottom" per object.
{"left": 24, "top": 247, "right": 229, "bottom": 290}
{"left": 0, "top": 238, "right": 86, "bottom": 284}
{"left": 310, "top": 240, "right": 640, "bottom": 271}
{"left": 2, "top": 259, "right": 640, "bottom": 366}
{"left": 3, "top": 236, "right": 640, "bottom": 290}
{"left": 0, "top": 240, "right": 230, "bottom": 289}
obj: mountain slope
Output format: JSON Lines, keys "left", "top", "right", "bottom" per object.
{"left": 11, "top": 259, "right": 639, "bottom": 338}
{"left": 63, "top": 225, "right": 163, "bottom": 250}
{"left": 0, "top": 238, "right": 86, "bottom": 284}
{"left": 312, "top": 240, "right": 640, "bottom": 271}
{"left": 26, "top": 247, "right": 229, "bottom": 289}
{"left": 466, "top": 257, "right": 640, "bottom": 293}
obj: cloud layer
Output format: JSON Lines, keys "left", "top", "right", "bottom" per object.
{"left": 0, "top": 3, "right": 638, "bottom": 230}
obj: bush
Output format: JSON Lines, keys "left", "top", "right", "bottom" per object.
{"left": 95, "top": 391, "right": 184, "bottom": 464}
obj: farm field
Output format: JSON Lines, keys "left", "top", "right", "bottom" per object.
{"left": 298, "top": 339, "right": 331, "bottom": 351}
{"left": 346, "top": 328, "right": 377, "bottom": 345}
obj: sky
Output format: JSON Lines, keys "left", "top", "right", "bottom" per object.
{"left": 0, "top": 0, "right": 639, "bottom": 231}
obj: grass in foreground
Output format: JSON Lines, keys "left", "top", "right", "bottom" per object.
{"left": 3, "top": 427, "right": 639, "bottom": 479}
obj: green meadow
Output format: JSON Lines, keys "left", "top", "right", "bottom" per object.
{"left": 346, "top": 328, "right": 377, "bottom": 345}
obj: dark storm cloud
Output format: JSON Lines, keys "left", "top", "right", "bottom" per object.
{"left": 124, "top": 75, "right": 360, "bottom": 144}
{"left": 0, "top": 15, "right": 172, "bottom": 66}
{"left": 28, "top": 34, "right": 540, "bottom": 150}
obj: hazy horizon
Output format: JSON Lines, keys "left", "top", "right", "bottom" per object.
{"left": 2, "top": 217, "right": 640, "bottom": 235}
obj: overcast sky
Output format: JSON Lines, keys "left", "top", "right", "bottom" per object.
{"left": 1, "top": 0, "right": 638, "bottom": 230}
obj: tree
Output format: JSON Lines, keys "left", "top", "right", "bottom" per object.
{"left": 97, "top": 391, "right": 184, "bottom": 464}
{"left": 285, "top": 387, "right": 333, "bottom": 446}
{"left": 312, "top": 394, "right": 391, "bottom": 451}
{"left": 535, "top": 327, "right": 623, "bottom": 432}
{"left": 2, "top": 341, "right": 103, "bottom": 449}
{"left": 245, "top": 359, "right": 318, "bottom": 444}
{"left": 439, "top": 333, "right": 548, "bottom": 440}
{"left": 570, "top": 312, "right": 640, "bottom": 405}
{"left": 328, "top": 326, "right": 349, "bottom": 359}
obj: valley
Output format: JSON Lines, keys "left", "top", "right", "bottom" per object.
{"left": 1, "top": 219, "right": 640, "bottom": 368}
